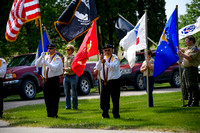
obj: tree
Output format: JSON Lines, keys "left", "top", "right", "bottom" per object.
{"left": 1, "top": 0, "right": 167, "bottom": 59}
{"left": 179, "top": 0, "right": 200, "bottom": 42}
{"left": 96, "top": 0, "right": 137, "bottom": 54}
{"left": 138, "top": 0, "right": 166, "bottom": 48}
{"left": 0, "top": 1, "right": 13, "bottom": 58}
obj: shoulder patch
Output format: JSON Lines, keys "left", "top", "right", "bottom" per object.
{"left": 192, "top": 47, "right": 198, "bottom": 53}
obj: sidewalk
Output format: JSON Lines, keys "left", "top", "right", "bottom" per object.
{"left": 0, "top": 127, "right": 172, "bottom": 133}
{"left": 0, "top": 88, "right": 180, "bottom": 133}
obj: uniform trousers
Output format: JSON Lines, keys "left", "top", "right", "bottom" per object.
{"left": 0, "top": 78, "right": 3, "bottom": 117}
{"left": 100, "top": 78, "right": 120, "bottom": 117}
{"left": 43, "top": 76, "right": 60, "bottom": 117}
{"left": 182, "top": 67, "right": 199, "bottom": 105}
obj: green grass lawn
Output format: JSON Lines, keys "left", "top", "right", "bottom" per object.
{"left": 3, "top": 83, "right": 170, "bottom": 102}
{"left": 3, "top": 91, "right": 200, "bottom": 132}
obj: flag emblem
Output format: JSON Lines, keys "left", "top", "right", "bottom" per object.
{"left": 181, "top": 25, "right": 195, "bottom": 35}
{"left": 87, "top": 40, "right": 92, "bottom": 53}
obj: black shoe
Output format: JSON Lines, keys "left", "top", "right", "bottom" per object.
{"left": 73, "top": 107, "right": 78, "bottom": 110}
{"left": 0, "top": 115, "right": 2, "bottom": 119}
{"left": 65, "top": 108, "right": 71, "bottom": 110}
{"left": 114, "top": 114, "right": 120, "bottom": 119}
{"left": 102, "top": 115, "right": 110, "bottom": 119}
{"left": 182, "top": 104, "right": 190, "bottom": 107}
{"left": 189, "top": 103, "right": 199, "bottom": 107}
{"left": 54, "top": 115, "right": 58, "bottom": 118}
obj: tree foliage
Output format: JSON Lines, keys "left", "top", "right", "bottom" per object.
{"left": 179, "top": 0, "right": 200, "bottom": 43}
{"left": 0, "top": 0, "right": 167, "bottom": 59}
{"left": 138, "top": 0, "right": 166, "bottom": 48}
{"left": 96, "top": 0, "right": 137, "bottom": 54}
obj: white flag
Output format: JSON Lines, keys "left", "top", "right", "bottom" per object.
{"left": 119, "top": 13, "right": 147, "bottom": 68}
{"left": 179, "top": 17, "right": 200, "bottom": 40}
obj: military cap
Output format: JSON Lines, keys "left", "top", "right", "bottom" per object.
{"left": 47, "top": 44, "right": 56, "bottom": 49}
{"left": 102, "top": 44, "right": 113, "bottom": 49}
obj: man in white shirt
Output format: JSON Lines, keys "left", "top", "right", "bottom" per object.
{"left": 95, "top": 44, "right": 121, "bottom": 119}
{"left": 0, "top": 58, "right": 7, "bottom": 118}
{"left": 35, "top": 44, "right": 63, "bottom": 118}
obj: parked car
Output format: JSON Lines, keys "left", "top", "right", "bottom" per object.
{"left": 3, "top": 53, "right": 97, "bottom": 100}
{"left": 120, "top": 51, "right": 181, "bottom": 90}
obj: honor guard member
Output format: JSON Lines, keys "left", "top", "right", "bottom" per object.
{"left": 178, "top": 35, "right": 199, "bottom": 107}
{"left": 35, "top": 44, "right": 63, "bottom": 117}
{"left": 95, "top": 44, "right": 121, "bottom": 119}
{"left": 0, "top": 58, "right": 7, "bottom": 118}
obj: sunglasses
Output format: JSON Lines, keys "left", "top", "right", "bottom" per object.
{"left": 104, "top": 49, "right": 111, "bottom": 52}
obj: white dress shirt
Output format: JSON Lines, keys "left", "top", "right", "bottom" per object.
{"left": 0, "top": 58, "right": 7, "bottom": 78}
{"left": 95, "top": 54, "right": 121, "bottom": 81}
{"left": 35, "top": 54, "right": 63, "bottom": 78}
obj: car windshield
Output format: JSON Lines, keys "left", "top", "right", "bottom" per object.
{"left": 8, "top": 54, "right": 36, "bottom": 68}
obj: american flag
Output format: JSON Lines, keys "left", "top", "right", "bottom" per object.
{"left": 5, "top": 0, "right": 41, "bottom": 42}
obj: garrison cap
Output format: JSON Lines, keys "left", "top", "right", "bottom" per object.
{"left": 47, "top": 44, "right": 56, "bottom": 48}
{"left": 102, "top": 44, "right": 113, "bottom": 49}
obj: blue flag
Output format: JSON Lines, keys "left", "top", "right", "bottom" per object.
{"left": 36, "top": 31, "right": 50, "bottom": 77}
{"left": 153, "top": 8, "right": 179, "bottom": 77}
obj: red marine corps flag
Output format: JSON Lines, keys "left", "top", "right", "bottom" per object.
{"left": 71, "top": 21, "right": 98, "bottom": 77}
{"left": 5, "top": 0, "right": 41, "bottom": 42}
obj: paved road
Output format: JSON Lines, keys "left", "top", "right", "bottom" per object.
{"left": 3, "top": 88, "right": 181, "bottom": 110}
{"left": 0, "top": 87, "right": 180, "bottom": 133}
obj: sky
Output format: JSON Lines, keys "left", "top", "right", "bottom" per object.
{"left": 165, "top": 0, "right": 192, "bottom": 20}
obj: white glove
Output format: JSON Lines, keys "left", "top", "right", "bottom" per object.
{"left": 41, "top": 52, "right": 46, "bottom": 58}
{"left": 43, "top": 59, "right": 51, "bottom": 68}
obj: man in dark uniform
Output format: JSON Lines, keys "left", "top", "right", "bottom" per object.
{"left": 35, "top": 44, "right": 63, "bottom": 117}
{"left": 95, "top": 44, "right": 121, "bottom": 119}
{"left": 178, "top": 35, "right": 199, "bottom": 107}
{"left": 0, "top": 58, "right": 7, "bottom": 118}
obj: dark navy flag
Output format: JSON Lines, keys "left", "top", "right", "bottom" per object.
{"left": 36, "top": 31, "right": 50, "bottom": 77}
{"left": 54, "top": 0, "right": 99, "bottom": 42}
{"left": 153, "top": 8, "right": 179, "bottom": 77}
{"left": 115, "top": 15, "right": 134, "bottom": 40}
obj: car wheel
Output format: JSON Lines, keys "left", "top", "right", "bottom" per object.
{"left": 134, "top": 73, "right": 145, "bottom": 90}
{"left": 170, "top": 71, "right": 180, "bottom": 88}
{"left": 20, "top": 79, "right": 36, "bottom": 100}
{"left": 77, "top": 76, "right": 91, "bottom": 95}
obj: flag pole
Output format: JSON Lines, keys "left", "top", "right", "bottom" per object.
{"left": 118, "top": 13, "right": 157, "bottom": 46}
{"left": 44, "top": 26, "right": 52, "bottom": 44}
{"left": 144, "top": 10, "right": 150, "bottom": 107}
{"left": 176, "top": 5, "right": 185, "bottom": 106}
{"left": 97, "top": 20, "right": 103, "bottom": 96}
{"left": 39, "top": 17, "right": 47, "bottom": 80}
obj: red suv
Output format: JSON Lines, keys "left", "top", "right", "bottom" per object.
{"left": 3, "top": 53, "right": 97, "bottom": 99}
{"left": 120, "top": 51, "right": 181, "bottom": 90}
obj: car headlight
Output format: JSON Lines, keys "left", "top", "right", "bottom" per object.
{"left": 120, "top": 68, "right": 132, "bottom": 75}
{"left": 5, "top": 73, "right": 17, "bottom": 79}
